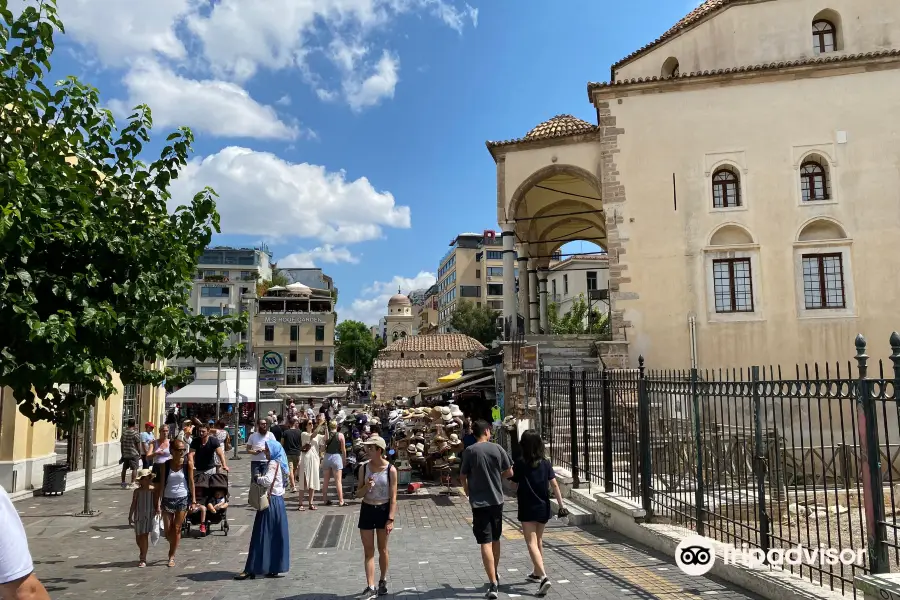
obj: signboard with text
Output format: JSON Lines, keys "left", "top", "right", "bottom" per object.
{"left": 262, "top": 315, "right": 327, "bottom": 324}
{"left": 521, "top": 345, "right": 538, "bottom": 370}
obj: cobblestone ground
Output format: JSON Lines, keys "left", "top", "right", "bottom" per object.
{"left": 20, "top": 457, "right": 763, "bottom": 599}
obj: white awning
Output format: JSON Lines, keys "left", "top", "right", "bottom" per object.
{"left": 166, "top": 377, "right": 258, "bottom": 405}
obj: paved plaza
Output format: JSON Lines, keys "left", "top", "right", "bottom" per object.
{"left": 19, "top": 459, "right": 762, "bottom": 599}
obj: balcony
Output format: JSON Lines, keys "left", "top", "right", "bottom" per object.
{"left": 200, "top": 274, "right": 230, "bottom": 282}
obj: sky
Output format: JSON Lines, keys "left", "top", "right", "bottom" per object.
{"left": 26, "top": 0, "right": 702, "bottom": 326}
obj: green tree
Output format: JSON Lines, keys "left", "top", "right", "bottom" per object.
{"left": 548, "top": 294, "right": 611, "bottom": 337}
{"left": 256, "top": 269, "right": 289, "bottom": 297}
{"left": 449, "top": 300, "right": 499, "bottom": 346}
{"left": 0, "top": 0, "right": 243, "bottom": 423}
{"left": 335, "top": 320, "right": 380, "bottom": 379}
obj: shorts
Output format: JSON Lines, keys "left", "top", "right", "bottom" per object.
{"left": 162, "top": 496, "right": 189, "bottom": 513}
{"left": 121, "top": 456, "right": 140, "bottom": 471}
{"left": 358, "top": 502, "right": 391, "bottom": 530}
{"left": 471, "top": 504, "right": 504, "bottom": 545}
{"left": 287, "top": 454, "right": 301, "bottom": 471}
{"left": 323, "top": 453, "right": 343, "bottom": 472}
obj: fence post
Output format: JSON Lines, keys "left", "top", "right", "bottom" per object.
{"left": 568, "top": 367, "right": 581, "bottom": 489}
{"left": 581, "top": 369, "right": 591, "bottom": 491}
{"left": 638, "top": 356, "right": 652, "bottom": 516}
{"left": 691, "top": 367, "right": 705, "bottom": 537}
{"left": 602, "top": 367, "right": 614, "bottom": 493}
{"left": 856, "top": 335, "right": 889, "bottom": 573}
{"left": 751, "top": 366, "right": 771, "bottom": 559}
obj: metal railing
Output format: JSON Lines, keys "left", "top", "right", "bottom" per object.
{"left": 538, "top": 333, "right": 900, "bottom": 597}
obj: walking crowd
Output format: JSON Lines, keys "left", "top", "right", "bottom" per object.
{"left": 118, "top": 401, "right": 567, "bottom": 599}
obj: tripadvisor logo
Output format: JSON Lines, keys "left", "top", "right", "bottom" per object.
{"left": 675, "top": 536, "right": 867, "bottom": 576}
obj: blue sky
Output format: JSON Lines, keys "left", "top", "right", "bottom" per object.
{"left": 37, "top": 0, "right": 699, "bottom": 326}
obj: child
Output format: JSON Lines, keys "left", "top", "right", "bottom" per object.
{"left": 509, "top": 430, "right": 568, "bottom": 597}
{"left": 128, "top": 468, "right": 156, "bottom": 567}
{"left": 188, "top": 501, "right": 207, "bottom": 534}
{"left": 207, "top": 489, "right": 228, "bottom": 514}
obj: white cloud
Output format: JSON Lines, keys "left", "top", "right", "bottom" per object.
{"left": 277, "top": 246, "right": 360, "bottom": 268}
{"left": 170, "top": 146, "right": 411, "bottom": 243}
{"left": 55, "top": 0, "right": 199, "bottom": 66}
{"left": 275, "top": 94, "right": 292, "bottom": 106}
{"left": 108, "top": 60, "right": 299, "bottom": 140}
{"left": 51, "top": 0, "right": 478, "bottom": 111}
{"left": 339, "top": 271, "right": 436, "bottom": 325}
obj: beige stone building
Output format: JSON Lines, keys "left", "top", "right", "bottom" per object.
{"left": 546, "top": 255, "right": 610, "bottom": 317}
{"left": 385, "top": 292, "right": 416, "bottom": 342}
{"left": 437, "top": 232, "right": 513, "bottom": 331}
{"left": 487, "top": 0, "right": 900, "bottom": 369}
{"left": 254, "top": 279, "right": 336, "bottom": 387}
{"left": 371, "top": 333, "right": 486, "bottom": 400}
{"left": 0, "top": 372, "right": 166, "bottom": 495}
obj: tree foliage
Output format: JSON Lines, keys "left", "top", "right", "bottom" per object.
{"left": 335, "top": 320, "right": 380, "bottom": 379}
{"left": 0, "top": 0, "right": 243, "bottom": 423}
{"left": 548, "top": 294, "right": 610, "bottom": 337}
{"left": 449, "top": 300, "right": 499, "bottom": 346}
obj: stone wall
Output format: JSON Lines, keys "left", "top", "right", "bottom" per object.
{"left": 371, "top": 365, "right": 459, "bottom": 400}
{"left": 594, "top": 340, "right": 630, "bottom": 369}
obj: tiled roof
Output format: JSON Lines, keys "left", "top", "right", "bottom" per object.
{"left": 382, "top": 333, "right": 486, "bottom": 354}
{"left": 486, "top": 114, "right": 599, "bottom": 150}
{"left": 591, "top": 49, "right": 900, "bottom": 94}
{"left": 373, "top": 358, "right": 461, "bottom": 370}
{"left": 612, "top": 0, "right": 735, "bottom": 72}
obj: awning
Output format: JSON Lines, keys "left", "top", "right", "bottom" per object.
{"left": 437, "top": 371, "right": 463, "bottom": 383}
{"left": 422, "top": 371, "right": 494, "bottom": 397}
{"left": 273, "top": 385, "right": 347, "bottom": 401}
{"left": 166, "top": 377, "right": 258, "bottom": 405}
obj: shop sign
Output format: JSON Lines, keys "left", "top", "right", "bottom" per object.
{"left": 261, "top": 315, "right": 326, "bottom": 324}
{"left": 520, "top": 345, "right": 538, "bottom": 370}
{"left": 262, "top": 351, "right": 284, "bottom": 373}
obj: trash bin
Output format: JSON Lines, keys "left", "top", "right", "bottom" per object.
{"left": 42, "top": 463, "right": 68, "bottom": 496}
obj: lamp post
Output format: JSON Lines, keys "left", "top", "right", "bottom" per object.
{"left": 215, "top": 301, "right": 234, "bottom": 424}
{"left": 232, "top": 290, "right": 256, "bottom": 460}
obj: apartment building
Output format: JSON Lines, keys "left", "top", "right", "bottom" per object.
{"left": 546, "top": 255, "right": 611, "bottom": 316}
{"left": 253, "top": 271, "right": 336, "bottom": 388}
{"left": 415, "top": 284, "right": 439, "bottom": 335}
{"left": 436, "top": 231, "right": 517, "bottom": 332}
{"left": 173, "top": 246, "right": 273, "bottom": 369}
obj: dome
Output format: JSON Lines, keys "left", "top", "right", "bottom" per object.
{"left": 388, "top": 293, "right": 411, "bottom": 307}
{"left": 524, "top": 114, "right": 597, "bottom": 141}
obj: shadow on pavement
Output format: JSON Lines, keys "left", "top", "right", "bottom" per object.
{"left": 180, "top": 570, "right": 236, "bottom": 582}
{"left": 42, "top": 576, "right": 87, "bottom": 593}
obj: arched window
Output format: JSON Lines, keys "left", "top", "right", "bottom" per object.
{"left": 400, "top": 352, "right": 405, "bottom": 358}
{"left": 446, "top": 353, "right": 452, "bottom": 358}
{"left": 419, "top": 353, "right": 425, "bottom": 359}
{"left": 661, "top": 57, "right": 680, "bottom": 78}
{"left": 392, "top": 332, "right": 399, "bottom": 341}
{"left": 712, "top": 168, "right": 741, "bottom": 208}
{"left": 800, "top": 159, "right": 830, "bottom": 201}
{"left": 400, "top": 331, "right": 407, "bottom": 338}
{"left": 813, "top": 20, "right": 836, "bottom": 54}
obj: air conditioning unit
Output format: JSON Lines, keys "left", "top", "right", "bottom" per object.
{"left": 483, "top": 229, "right": 496, "bottom": 241}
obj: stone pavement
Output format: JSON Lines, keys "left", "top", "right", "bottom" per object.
{"left": 19, "top": 457, "right": 764, "bottom": 599}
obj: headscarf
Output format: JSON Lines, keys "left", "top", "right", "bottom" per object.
{"left": 265, "top": 439, "right": 289, "bottom": 478}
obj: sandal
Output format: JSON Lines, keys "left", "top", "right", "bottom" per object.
{"left": 309, "top": 504, "right": 317, "bottom": 510}
{"left": 138, "top": 560, "right": 146, "bottom": 568}
{"left": 298, "top": 505, "right": 306, "bottom": 511}
{"left": 337, "top": 501, "right": 347, "bottom": 507}
{"left": 324, "top": 500, "right": 333, "bottom": 506}
{"left": 234, "top": 572, "right": 256, "bottom": 581}
{"left": 167, "top": 558, "right": 175, "bottom": 568}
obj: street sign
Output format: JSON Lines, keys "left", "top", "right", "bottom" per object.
{"left": 262, "top": 351, "right": 283, "bottom": 373}
{"left": 521, "top": 345, "right": 538, "bottom": 370}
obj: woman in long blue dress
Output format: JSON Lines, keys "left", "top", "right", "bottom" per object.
{"left": 234, "top": 440, "right": 291, "bottom": 579}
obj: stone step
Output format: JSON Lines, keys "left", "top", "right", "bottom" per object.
{"left": 550, "top": 497, "right": 595, "bottom": 526}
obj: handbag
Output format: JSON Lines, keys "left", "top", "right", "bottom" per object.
{"left": 248, "top": 461, "right": 278, "bottom": 511}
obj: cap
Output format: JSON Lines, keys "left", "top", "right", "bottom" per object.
{"left": 362, "top": 436, "right": 386, "bottom": 451}
{"left": 144, "top": 422, "right": 155, "bottom": 428}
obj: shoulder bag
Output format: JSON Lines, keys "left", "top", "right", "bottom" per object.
{"left": 248, "top": 460, "right": 277, "bottom": 511}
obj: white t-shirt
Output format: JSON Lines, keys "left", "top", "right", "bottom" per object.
{"left": 247, "top": 431, "right": 275, "bottom": 462}
{"left": 0, "top": 485, "right": 34, "bottom": 584}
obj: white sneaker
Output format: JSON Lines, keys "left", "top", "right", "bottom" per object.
{"left": 537, "top": 577, "right": 552, "bottom": 596}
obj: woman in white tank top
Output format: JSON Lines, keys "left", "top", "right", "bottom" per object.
{"left": 353, "top": 436, "right": 397, "bottom": 600}
{"left": 156, "top": 438, "right": 194, "bottom": 568}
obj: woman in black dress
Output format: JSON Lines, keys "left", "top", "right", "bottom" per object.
{"left": 510, "top": 430, "right": 567, "bottom": 597}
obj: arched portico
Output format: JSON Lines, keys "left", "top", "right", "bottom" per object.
{"left": 487, "top": 114, "right": 629, "bottom": 339}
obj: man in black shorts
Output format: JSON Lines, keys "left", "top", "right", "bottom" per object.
{"left": 460, "top": 419, "right": 513, "bottom": 599}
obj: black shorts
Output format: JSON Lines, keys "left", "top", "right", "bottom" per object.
{"left": 121, "top": 456, "right": 140, "bottom": 472}
{"left": 358, "top": 502, "right": 391, "bottom": 530}
{"left": 471, "top": 504, "right": 504, "bottom": 544}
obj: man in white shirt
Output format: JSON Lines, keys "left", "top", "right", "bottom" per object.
{"left": 246, "top": 418, "right": 275, "bottom": 477}
{"left": 0, "top": 485, "right": 50, "bottom": 600}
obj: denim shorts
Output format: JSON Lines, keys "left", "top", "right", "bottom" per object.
{"left": 162, "top": 495, "right": 189, "bottom": 513}
{"left": 323, "top": 453, "right": 343, "bottom": 472}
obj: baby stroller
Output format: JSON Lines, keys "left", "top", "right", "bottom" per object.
{"left": 183, "top": 472, "right": 230, "bottom": 537}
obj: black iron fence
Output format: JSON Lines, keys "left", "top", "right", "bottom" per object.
{"left": 538, "top": 334, "right": 900, "bottom": 597}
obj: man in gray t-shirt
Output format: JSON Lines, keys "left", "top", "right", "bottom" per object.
{"left": 460, "top": 420, "right": 513, "bottom": 599}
